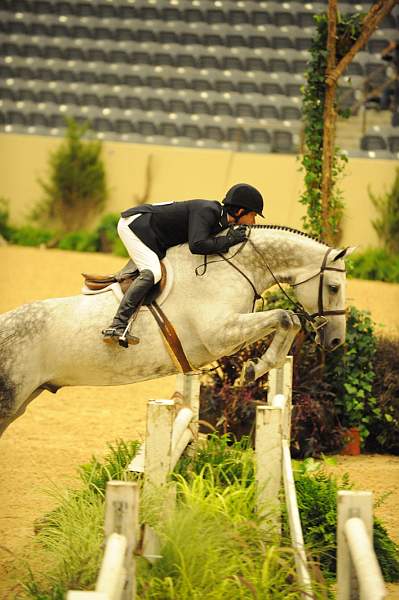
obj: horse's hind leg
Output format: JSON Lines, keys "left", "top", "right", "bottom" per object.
{"left": 0, "top": 388, "right": 44, "bottom": 437}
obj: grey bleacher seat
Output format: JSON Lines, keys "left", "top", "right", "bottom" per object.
{"left": 280, "top": 105, "right": 302, "bottom": 121}
{"left": 222, "top": 55, "right": 245, "bottom": 71}
{"left": 360, "top": 134, "right": 388, "bottom": 151}
{"left": 158, "top": 120, "right": 180, "bottom": 138}
{"left": 260, "top": 80, "right": 284, "bottom": 96}
{"left": 181, "top": 122, "right": 203, "bottom": 141}
{"left": 168, "top": 97, "right": 189, "bottom": 114}
{"left": 251, "top": 9, "right": 272, "bottom": 26}
{"left": 272, "top": 7, "right": 296, "bottom": 28}
{"left": 183, "top": 6, "right": 206, "bottom": 23}
{"left": 0, "top": 87, "right": 16, "bottom": 101}
{"left": 114, "top": 119, "right": 135, "bottom": 135}
{"left": 235, "top": 101, "right": 257, "bottom": 118}
{"left": 368, "top": 29, "right": 396, "bottom": 54}
{"left": 296, "top": 11, "right": 316, "bottom": 28}
{"left": 191, "top": 99, "right": 212, "bottom": 115}
{"left": 39, "top": 89, "right": 59, "bottom": 104}
{"left": 269, "top": 56, "right": 291, "bottom": 73}
{"left": 270, "top": 27, "right": 296, "bottom": 50}
{"left": 228, "top": 8, "right": 250, "bottom": 25}
{"left": 271, "top": 129, "right": 296, "bottom": 153}
{"left": 245, "top": 55, "right": 267, "bottom": 72}
{"left": 245, "top": 127, "right": 272, "bottom": 153}
{"left": 212, "top": 100, "right": 234, "bottom": 116}
{"left": 114, "top": 27, "right": 136, "bottom": 42}
{"left": 258, "top": 103, "right": 280, "bottom": 119}
{"left": 205, "top": 8, "right": 227, "bottom": 25}
{"left": 198, "top": 53, "right": 221, "bottom": 70}
{"left": 295, "top": 30, "right": 313, "bottom": 51}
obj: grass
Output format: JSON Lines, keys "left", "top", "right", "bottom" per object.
{"left": 16, "top": 436, "right": 399, "bottom": 599}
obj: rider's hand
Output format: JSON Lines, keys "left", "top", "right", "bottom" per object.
{"left": 226, "top": 225, "right": 247, "bottom": 247}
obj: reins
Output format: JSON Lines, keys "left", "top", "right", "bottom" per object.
{"left": 196, "top": 227, "right": 346, "bottom": 333}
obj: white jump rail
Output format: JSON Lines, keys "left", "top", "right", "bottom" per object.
{"left": 68, "top": 481, "right": 139, "bottom": 600}
{"left": 337, "top": 490, "right": 386, "bottom": 600}
{"left": 128, "top": 373, "right": 200, "bottom": 485}
{"left": 255, "top": 357, "right": 313, "bottom": 599}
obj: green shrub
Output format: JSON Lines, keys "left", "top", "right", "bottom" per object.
{"left": 348, "top": 248, "right": 399, "bottom": 283}
{"left": 370, "top": 166, "right": 399, "bottom": 254}
{"left": 294, "top": 459, "right": 399, "bottom": 582}
{"left": 34, "top": 118, "right": 108, "bottom": 232}
{"left": 57, "top": 230, "right": 100, "bottom": 252}
{"left": 366, "top": 336, "right": 399, "bottom": 454}
{"left": 10, "top": 226, "right": 54, "bottom": 247}
{"left": 326, "top": 306, "right": 379, "bottom": 440}
{"left": 95, "top": 212, "right": 128, "bottom": 257}
{"left": 0, "top": 197, "right": 15, "bottom": 241}
{"left": 200, "top": 291, "right": 380, "bottom": 455}
{"left": 20, "top": 436, "right": 399, "bottom": 600}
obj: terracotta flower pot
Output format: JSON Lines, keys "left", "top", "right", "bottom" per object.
{"left": 340, "top": 427, "right": 361, "bottom": 456}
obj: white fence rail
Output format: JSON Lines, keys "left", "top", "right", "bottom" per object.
{"left": 337, "top": 490, "right": 386, "bottom": 600}
{"left": 255, "top": 356, "right": 313, "bottom": 598}
{"left": 68, "top": 481, "right": 139, "bottom": 600}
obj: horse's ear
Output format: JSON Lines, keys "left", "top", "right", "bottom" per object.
{"left": 331, "top": 246, "right": 357, "bottom": 262}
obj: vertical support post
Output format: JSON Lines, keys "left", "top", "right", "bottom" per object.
{"left": 103, "top": 481, "right": 140, "bottom": 600}
{"left": 175, "top": 373, "right": 200, "bottom": 436}
{"left": 268, "top": 357, "right": 293, "bottom": 402}
{"left": 337, "top": 491, "right": 373, "bottom": 600}
{"left": 144, "top": 399, "right": 175, "bottom": 487}
{"left": 255, "top": 405, "right": 283, "bottom": 533}
{"left": 268, "top": 357, "right": 293, "bottom": 441}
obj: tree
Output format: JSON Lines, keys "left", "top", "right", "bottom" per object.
{"left": 34, "top": 118, "right": 108, "bottom": 232}
{"left": 301, "top": 0, "right": 398, "bottom": 245}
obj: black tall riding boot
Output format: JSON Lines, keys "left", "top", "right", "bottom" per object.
{"left": 102, "top": 269, "right": 155, "bottom": 346}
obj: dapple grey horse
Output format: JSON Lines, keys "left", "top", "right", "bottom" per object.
{"left": 0, "top": 225, "right": 354, "bottom": 435}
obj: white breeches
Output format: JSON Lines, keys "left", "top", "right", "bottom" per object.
{"left": 117, "top": 215, "right": 162, "bottom": 284}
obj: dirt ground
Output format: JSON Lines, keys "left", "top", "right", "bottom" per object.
{"left": 0, "top": 245, "right": 398, "bottom": 599}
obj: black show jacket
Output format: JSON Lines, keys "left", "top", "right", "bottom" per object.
{"left": 121, "top": 200, "right": 231, "bottom": 259}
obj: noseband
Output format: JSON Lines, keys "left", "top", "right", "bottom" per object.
{"left": 291, "top": 247, "right": 347, "bottom": 330}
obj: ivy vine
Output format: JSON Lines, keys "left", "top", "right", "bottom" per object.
{"left": 300, "top": 12, "right": 364, "bottom": 243}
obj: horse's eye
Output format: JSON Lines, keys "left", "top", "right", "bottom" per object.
{"left": 329, "top": 284, "right": 339, "bottom": 294}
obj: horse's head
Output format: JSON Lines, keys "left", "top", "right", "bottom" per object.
{"left": 292, "top": 246, "right": 356, "bottom": 352}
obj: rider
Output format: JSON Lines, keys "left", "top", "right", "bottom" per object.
{"left": 102, "top": 183, "right": 264, "bottom": 346}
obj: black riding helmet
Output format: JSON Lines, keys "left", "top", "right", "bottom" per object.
{"left": 223, "top": 183, "right": 264, "bottom": 217}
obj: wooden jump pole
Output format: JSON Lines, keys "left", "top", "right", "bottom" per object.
{"left": 337, "top": 490, "right": 386, "bottom": 600}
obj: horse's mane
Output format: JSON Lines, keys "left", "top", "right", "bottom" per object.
{"left": 249, "top": 224, "right": 328, "bottom": 247}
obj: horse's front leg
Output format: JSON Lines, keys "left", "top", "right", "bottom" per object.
{"left": 204, "top": 309, "right": 301, "bottom": 381}
{"left": 240, "top": 313, "right": 301, "bottom": 384}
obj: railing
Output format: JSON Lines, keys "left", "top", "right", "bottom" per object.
{"left": 255, "top": 356, "right": 313, "bottom": 599}
{"left": 337, "top": 490, "right": 386, "bottom": 600}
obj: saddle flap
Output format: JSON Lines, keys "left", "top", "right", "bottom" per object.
{"left": 82, "top": 259, "right": 138, "bottom": 290}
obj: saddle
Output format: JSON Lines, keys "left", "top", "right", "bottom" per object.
{"left": 81, "top": 260, "right": 192, "bottom": 373}
{"left": 82, "top": 259, "right": 167, "bottom": 305}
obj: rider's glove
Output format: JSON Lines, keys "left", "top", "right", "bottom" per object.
{"left": 226, "top": 225, "right": 247, "bottom": 247}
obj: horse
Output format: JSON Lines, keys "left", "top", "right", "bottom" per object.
{"left": 0, "top": 225, "right": 354, "bottom": 435}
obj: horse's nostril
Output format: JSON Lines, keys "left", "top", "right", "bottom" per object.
{"left": 330, "top": 338, "right": 342, "bottom": 350}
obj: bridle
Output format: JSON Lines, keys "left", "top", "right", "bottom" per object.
{"left": 195, "top": 227, "right": 347, "bottom": 333}
{"left": 247, "top": 240, "right": 347, "bottom": 333}
{"left": 289, "top": 246, "right": 347, "bottom": 331}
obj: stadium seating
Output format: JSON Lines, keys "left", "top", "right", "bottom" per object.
{"left": 0, "top": 0, "right": 398, "bottom": 156}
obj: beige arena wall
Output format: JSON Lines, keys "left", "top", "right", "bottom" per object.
{"left": 0, "top": 132, "right": 397, "bottom": 249}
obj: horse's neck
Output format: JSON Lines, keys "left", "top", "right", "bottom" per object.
{"left": 241, "top": 227, "right": 327, "bottom": 287}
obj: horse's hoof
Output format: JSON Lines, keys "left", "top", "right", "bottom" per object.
{"left": 240, "top": 360, "right": 256, "bottom": 385}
